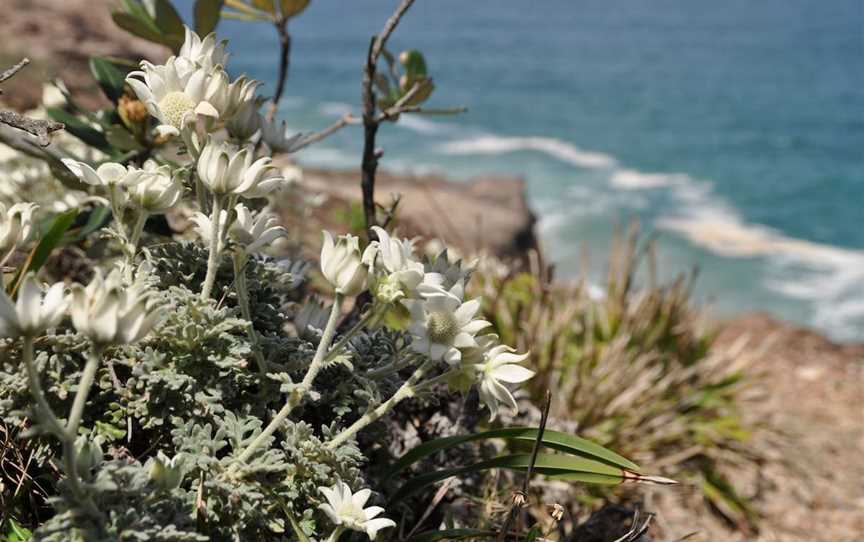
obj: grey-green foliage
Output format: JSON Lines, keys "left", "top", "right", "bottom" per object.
{"left": 0, "top": 242, "right": 397, "bottom": 541}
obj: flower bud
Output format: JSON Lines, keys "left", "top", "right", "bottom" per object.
{"left": 0, "top": 202, "right": 38, "bottom": 253}
{"left": 0, "top": 273, "right": 67, "bottom": 338}
{"left": 69, "top": 269, "right": 163, "bottom": 345}
{"left": 149, "top": 451, "right": 184, "bottom": 491}
{"left": 75, "top": 438, "right": 103, "bottom": 481}
{"left": 320, "top": 231, "right": 367, "bottom": 296}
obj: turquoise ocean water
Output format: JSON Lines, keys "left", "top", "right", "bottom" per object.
{"left": 185, "top": 0, "right": 864, "bottom": 341}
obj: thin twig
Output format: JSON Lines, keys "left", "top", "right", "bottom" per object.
{"left": 267, "top": 22, "right": 292, "bottom": 121}
{"left": 0, "top": 58, "right": 30, "bottom": 84}
{"left": 360, "top": 0, "right": 418, "bottom": 234}
{"left": 402, "top": 478, "right": 454, "bottom": 541}
{"left": 611, "top": 509, "right": 654, "bottom": 542}
{"left": 0, "top": 110, "right": 64, "bottom": 147}
{"left": 0, "top": 58, "right": 64, "bottom": 146}
{"left": 287, "top": 113, "right": 360, "bottom": 153}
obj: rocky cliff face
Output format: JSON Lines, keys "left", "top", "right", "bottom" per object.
{"left": 0, "top": 0, "right": 167, "bottom": 111}
{"left": 294, "top": 167, "right": 538, "bottom": 258}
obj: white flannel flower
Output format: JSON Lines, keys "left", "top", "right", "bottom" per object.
{"left": 466, "top": 335, "right": 534, "bottom": 420}
{"left": 197, "top": 139, "right": 284, "bottom": 198}
{"left": 403, "top": 291, "right": 490, "bottom": 365}
{"left": 61, "top": 160, "right": 149, "bottom": 189}
{"left": 227, "top": 100, "right": 261, "bottom": 141}
{"left": 127, "top": 58, "right": 256, "bottom": 136}
{"left": 259, "top": 116, "right": 302, "bottom": 153}
{"left": 364, "top": 226, "right": 425, "bottom": 301}
{"left": 321, "top": 231, "right": 368, "bottom": 296}
{"left": 177, "top": 26, "right": 229, "bottom": 74}
{"left": 69, "top": 269, "right": 162, "bottom": 345}
{"left": 0, "top": 202, "right": 38, "bottom": 252}
{"left": 127, "top": 58, "right": 218, "bottom": 133}
{"left": 318, "top": 482, "right": 396, "bottom": 541}
{"left": 0, "top": 274, "right": 67, "bottom": 338}
{"left": 228, "top": 204, "right": 286, "bottom": 254}
{"left": 129, "top": 162, "right": 183, "bottom": 213}
{"left": 421, "top": 248, "right": 475, "bottom": 295}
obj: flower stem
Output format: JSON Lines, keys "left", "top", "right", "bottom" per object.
{"left": 324, "top": 526, "right": 345, "bottom": 542}
{"left": 233, "top": 253, "right": 267, "bottom": 375}
{"left": 22, "top": 336, "right": 103, "bottom": 521}
{"left": 323, "top": 303, "right": 387, "bottom": 363}
{"left": 22, "top": 335, "right": 65, "bottom": 436}
{"left": 231, "top": 293, "right": 344, "bottom": 468}
{"left": 200, "top": 195, "right": 223, "bottom": 300}
{"left": 66, "top": 344, "right": 102, "bottom": 438}
{"left": 325, "top": 358, "right": 441, "bottom": 449}
{"left": 128, "top": 210, "right": 148, "bottom": 255}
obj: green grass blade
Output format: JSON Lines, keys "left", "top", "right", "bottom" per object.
{"left": 388, "top": 453, "right": 625, "bottom": 504}
{"left": 384, "top": 426, "right": 639, "bottom": 480}
{"left": 404, "top": 529, "right": 497, "bottom": 542}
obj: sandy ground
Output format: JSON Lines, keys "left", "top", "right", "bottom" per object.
{"left": 651, "top": 314, "right": 864, "bottom": 542}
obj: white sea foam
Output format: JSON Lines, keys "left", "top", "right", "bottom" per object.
{"left": 438, "top": 135, "right": 617, "bottom": 169}
{"left": 396, "top": 114, "right": 452, "bottom": 135}
{"left": 651, "top": 175, "right": 864, "bottom": 340}
{"left": 610, "top": 169, "right": 687, "bottom": 189}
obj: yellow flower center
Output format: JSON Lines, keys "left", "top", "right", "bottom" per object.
{"left": 427, "top": 311, "right": 458, "bottom": 344}
{"left": 157, "top": 91, "right": 195, "bottom": 128}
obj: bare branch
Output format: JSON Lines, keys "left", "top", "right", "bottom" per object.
{"left": 379, "top": 104, "right": 467, "bottom": 123}
{"left": 370, "top": 0, "right": 417, "bottom": 67}
{"left": 360, "top": 0, "right": 418, "bottom": 235}
{"left": 0, "top": 58, "right": 65, "bottom": 146}
{"left": 266, "top": 23, "right": 292, "bottom": 121}
{"left": 0, "top": 58, "right": 30, "bottom": 85}
{"left": 286, "top": 113, "right": 360, "bottom": 153}
{"left": 0, "top": 110, "right": 64, "bottom": 147}
{"left": 0, "top": 124, "right": 80, "bottom": 187}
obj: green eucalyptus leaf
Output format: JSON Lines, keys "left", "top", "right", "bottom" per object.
{"left": 400, "top": 49, "right": 428, "bottom": 78}
{"left": 251, "top": 0, "right": 276, "bottom": 13}
{"left": 153, "top": 0, "right": 187, "bottom": 49}
{"left": 280, "top": 0, "right": 310, "bottom": 18}
{"left": 194, "top": 0, "right": 224, "bottom": 35}
{"left": 112, "top": 11, "right": 167, "bottom": 44}
{"left": 105, "top": 124, "right": 144, "bottom": 152}
{"left": 45, "top": 108, "right": 111, "bottom": 152}
{"left": 89, "top": 57, "right": 127, "bottom": 102}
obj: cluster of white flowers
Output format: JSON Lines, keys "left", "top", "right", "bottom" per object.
{"left": 0, "top": 27, "right": 539, "bottom": 539}
{"left": 62, "top": 158, "right": 183, "bottom": 220}
{"left": 0, "top": 269, "right": 160, "bottom": 345}
{"left": 320, "top": 225, "right": 534, "bottom": 420}
{"left": 126, "top": 26, "right": 297, "bottom": 154}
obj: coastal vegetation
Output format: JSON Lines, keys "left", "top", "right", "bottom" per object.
{"left": 0, "top": 1, "right": 859, "bottom": 541}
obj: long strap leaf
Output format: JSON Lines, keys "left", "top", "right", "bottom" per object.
{"left": 388, "top": 453, "right": 625, "bottom": 504}
{"left": 384, "top": 426, "right": 639, "bottom": 481}
{"left": 404, "top": 529, "right": 498, "bottom": 542}
{"left": 7, "top": 209, "right": 78, "bottom": 296}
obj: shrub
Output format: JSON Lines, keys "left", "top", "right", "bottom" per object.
{"left": 471, "top": 226, "right": 768, "bottom": 528}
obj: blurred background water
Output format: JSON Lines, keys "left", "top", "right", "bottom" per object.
{"left": 180, "top": 0, "right": 864, "bottom": 341}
